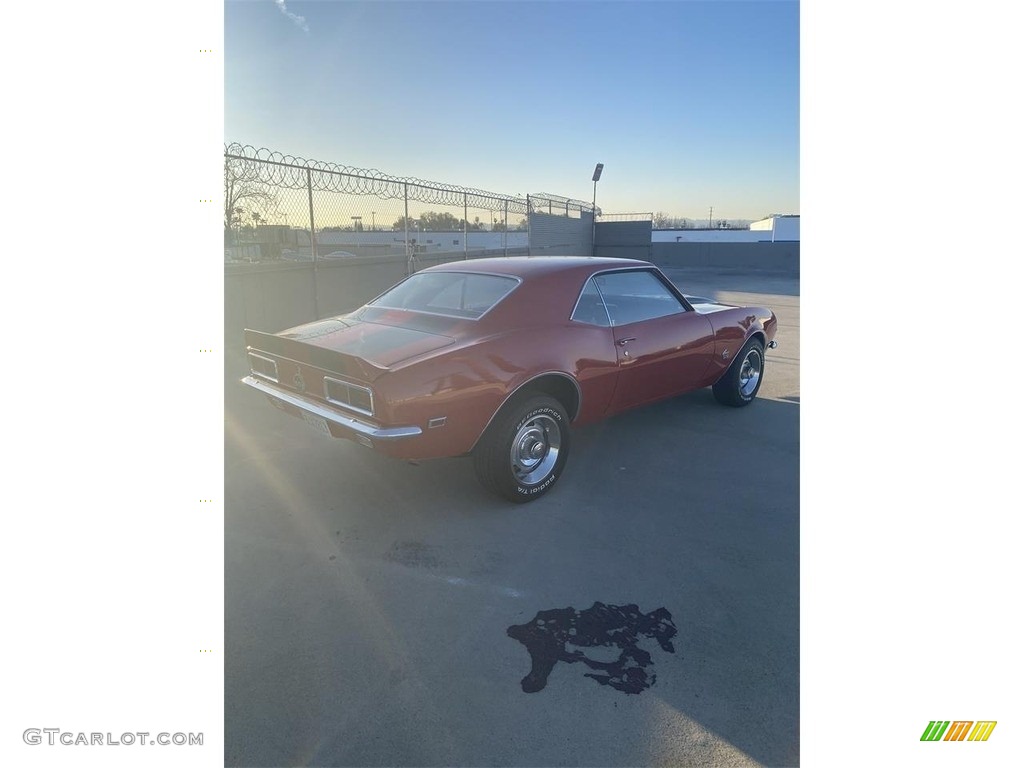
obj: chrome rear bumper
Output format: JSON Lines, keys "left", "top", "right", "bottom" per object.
{"left": 241, "top": 376, "right": 422, "bottom": 441}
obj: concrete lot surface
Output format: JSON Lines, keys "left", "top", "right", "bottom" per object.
{"left": 225, "top": 268, "right": 800, "bottom": 766}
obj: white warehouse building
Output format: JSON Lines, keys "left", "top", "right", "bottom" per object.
{"left": 749, "top": 215, "right": 800, "bottom": 242}
{"left": 651, "top": 215, "right": 800, "bottom": 244}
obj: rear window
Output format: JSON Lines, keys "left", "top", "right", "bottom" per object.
{"left": 370, "top": 272, "right": 519, "bottom": 319}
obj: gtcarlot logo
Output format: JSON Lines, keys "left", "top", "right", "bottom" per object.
{"left": 23, "top": 729, "right": 203, "bottom": 747}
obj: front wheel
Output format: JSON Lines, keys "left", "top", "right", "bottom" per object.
{"left": 713, "top": 338, "right": 765, "bottom": 407}
{"left": 473, "top": 395, "right": 570, "bottom": 503}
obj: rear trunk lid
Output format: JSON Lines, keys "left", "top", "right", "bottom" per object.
{"left": 245, "top": 317, "right": 455, "bottom": 384}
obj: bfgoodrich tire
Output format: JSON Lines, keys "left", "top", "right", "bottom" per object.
{"left": 473, "top": 395, "right": 570, "bottom": 503}
{"left": 712, "top": 338, "right": 765, "bottom": 407}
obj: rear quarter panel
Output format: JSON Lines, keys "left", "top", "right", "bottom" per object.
{"left": 375, "top": 319, "right": 619, "bottom": 458}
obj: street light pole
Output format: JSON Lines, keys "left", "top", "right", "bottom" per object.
{"left": 591, "top": 163, "right": 604, "bottom": 257}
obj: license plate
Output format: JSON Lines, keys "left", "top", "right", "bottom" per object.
{"left": 300, "top": 410, "right": 332, "bottom": 437}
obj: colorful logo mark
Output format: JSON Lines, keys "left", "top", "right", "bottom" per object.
{"left": 921, "top": 721, "right": 997, "bottom": 742}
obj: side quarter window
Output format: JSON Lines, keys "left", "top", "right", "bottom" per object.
{"left": 570, "top": 278, "right": 611, "bottom": 327}
{"left": 593, "top": 270, "right": 686, "bottom": 326}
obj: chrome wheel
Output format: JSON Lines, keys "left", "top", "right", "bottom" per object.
{"left": 713, "top": 338, "right": 764, "bottom": 408}
{"left": 738, "top": 348, "right": 762, "bottom": 398}
{"left": 510, "top": 414, "right": 561, "bottom": 486}
{"left": 474, "top": 395, "right": 571, "bottom": 503}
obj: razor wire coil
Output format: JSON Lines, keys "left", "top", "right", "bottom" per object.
{"left": 226, "top": 144, "right": 597, "bottom": 217}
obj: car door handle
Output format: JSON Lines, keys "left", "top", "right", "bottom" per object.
{"left": 617, "top": 337, "right": 637, "bottom": 346}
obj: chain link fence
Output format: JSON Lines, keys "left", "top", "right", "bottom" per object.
{"left": 224, "top": 144, "right": 594, "bottom": 270}
{"left": 597, "top": 212, "right": 653, "bottom": 223}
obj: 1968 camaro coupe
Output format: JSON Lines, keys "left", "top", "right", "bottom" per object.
{"left": 242, "top": 256, "right": 777, "bottom": 502}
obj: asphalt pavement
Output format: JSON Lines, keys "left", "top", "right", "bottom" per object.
{"left": 225, "top": 268, "right": 800, "bottom": 767}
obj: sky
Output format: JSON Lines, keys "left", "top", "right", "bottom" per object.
{"left": 225, "top": 0, "right": 799, "bottom": 221}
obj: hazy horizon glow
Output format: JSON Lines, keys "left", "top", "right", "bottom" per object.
{"left": 226, "top": 0, "right": 799, "bottom": 221}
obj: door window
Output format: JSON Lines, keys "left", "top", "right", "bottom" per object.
{"left": 592, "top": 270, "right": 685, "bottom": 326}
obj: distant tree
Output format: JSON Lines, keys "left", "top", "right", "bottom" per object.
{"left": 421, "top": 211, "right": 463, "bottom": 231}
{"left": 224, "top": 157, "right": 278, "bottom": 238}
{"left": 650, "top": 213, "right": 702, "bottom": 229}
{"left": 392, "top": 210, "right": 510, "bottom": 232}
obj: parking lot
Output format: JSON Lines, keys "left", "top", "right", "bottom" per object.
{"left": 225, "top": 267, "right": 800, "bottom": 767}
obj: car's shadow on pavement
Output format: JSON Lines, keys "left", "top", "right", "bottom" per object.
{"left": 225, "top": 380, "right": 799, "bottom": 766}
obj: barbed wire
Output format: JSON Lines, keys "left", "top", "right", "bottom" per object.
{"left": 225, "top": 143, "right": 597, "bottom": 216}
{"left": 597, "top": 212, "right": 653, "bottom": 222}
{"left": 528, "top": 193, "right": 602, "bottom": 217}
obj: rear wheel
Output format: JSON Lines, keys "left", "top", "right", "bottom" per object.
{"left": 473, "top": 395, "right": 570, "bottom": 503}
{"left": 713, "top": 338, "right": 765, "bottom": 407}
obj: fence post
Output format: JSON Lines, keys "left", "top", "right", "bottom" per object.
{"left": 307, "top": 167, "right": 320, "bottom": 318}
{"left": 526, "top": 195, "right": 531, "bottom": 256}
{"left": 503, "top": 200, "right": 508, "bottom": 257}
{"left": 464, "top": 193, "right": 468, "bottom": 260}
{"left": 404, "top": 182, "right": 411, "bottom": 274}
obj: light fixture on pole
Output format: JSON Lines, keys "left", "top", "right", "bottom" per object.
{"left": 592, "top": 163, "right": 604, "bottom": 202}
{"left": 591, "top": 163, "right": 604, "bottom": 256}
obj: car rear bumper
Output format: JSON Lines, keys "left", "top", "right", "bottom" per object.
{"left": 241, "top": 376, "right": 422, "bottom": 442}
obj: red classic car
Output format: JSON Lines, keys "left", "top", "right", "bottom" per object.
{"left": 242, "top": 256, "right": 778, "bottom": 502}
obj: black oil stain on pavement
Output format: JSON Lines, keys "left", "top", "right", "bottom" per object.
{"left": 506, "top": 602, "right": 677, "bottom": 694}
